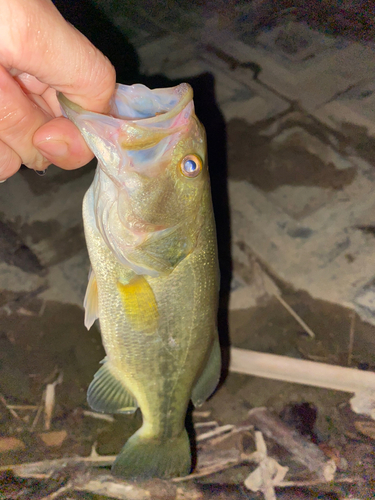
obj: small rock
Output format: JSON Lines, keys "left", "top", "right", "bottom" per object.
{"left": 38, "top": 430, "right": 67, "bottom": 447}
{"left": 0, "top": 436, "right": 25, "bottom": 452}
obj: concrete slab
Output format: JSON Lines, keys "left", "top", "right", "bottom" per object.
{"left": 137, "top": 34, "right": 196, "bottom": 75}
{"left": 314, "top": 80, "right": 375, "bottom": 139}
{"left": 204, "top": 27, "right": 375, "bottom": 112}
{"left": 229, "top": 168, "right": 375, "bottom": 325}
{"left": 0, "top": 166, "right": 93, "bottom": 309}
{"left": 162, "top": 53, "right": 289, "bottom": 124}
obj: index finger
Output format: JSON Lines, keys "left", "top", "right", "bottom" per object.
{"left": 0, "top": 0, "right": 116, "bottom": 113}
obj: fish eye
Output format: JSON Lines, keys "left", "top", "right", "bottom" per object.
{"left": 180, "top": 154, "right": 202, "bottom": 178}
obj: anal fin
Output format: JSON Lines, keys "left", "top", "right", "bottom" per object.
{"left": 84, "top": 268, "right": 99, "bottom": 330}
{"left": 192, "top": 335, "right": 221, "bottom": 407}
{"left": 87, "top": 358, "right": 138, "bottom": 414}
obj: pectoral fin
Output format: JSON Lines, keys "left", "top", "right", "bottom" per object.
{"left": 84, "top": 269, "right": 99, "bottom": 330}
{"left": 192, "top": 336, "right": 221, "bottom": 407}
{"left": 87, "top": 358, "right": 138, "bottom": 414}
{"left": 117, "top": 276, "right": 159, "bottom": 334}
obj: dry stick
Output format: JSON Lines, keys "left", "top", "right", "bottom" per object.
{"left": 83, "top": 410, "right": 115, "bottom": 423}
{"left": 44, "top": 373, "right": 63, "bottom": 431}
{"left": 193, "top": 410, "right": 211, "bottom": 418}
{"left": 278, "top": 476, "right": 363, "bottom": 487}
{"left": 194, "top": 421, "right": 219, "bottom": 429}
{"left": 0, "top": 394, "right": 21, "bottom": 420}
{"left": 274, "top": 294, "right": 316, "bottom": 339}
{"left": 0, "top": 455, "right": 117, "bottom": 477}
{"left": 347, "top": 310, "right": 356, "bottom": 366}
{"left": 245, "top": 407, "right": 336, "bottom": 482}
{"left": 75, "top": 474, "right": 250, "bottom": 500}
{"left": 7, "top": 405, "right": 38, "bottom": 410}
{"left": 196, "top": 424, "right": 234, "bottom": 442}
{"left": 256, "top": 261, "right": 315, "bottom": 339}
{"left": 31, "top": 392, "right": 45, "bottom": 431}
{"left": 207, "top": 424, "right": 253, "bottom": 447}
{"left": 1, "top": 459, "right": 254, "bottom": 500}
{"left": 230, "top": 347, "right": 375, "bottom": 395}
{"left": 41, "top": 483, "right": 73, "bottom": 500}
{"left": 173, "top": 460, "right": 240, "bottom": 482}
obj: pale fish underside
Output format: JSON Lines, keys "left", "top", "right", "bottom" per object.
{"left": 58, "top": 83, "right": 221, "bottom": 480}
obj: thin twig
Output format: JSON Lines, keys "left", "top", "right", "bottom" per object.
{"left": 30, "top": 392, "right": 45, "bottom": 431}
{"left": 278, "top": 476, "right": 362, "bottom": 487}
{"left": 0, "top": 454, "right": 117, "bottom": 476}
{"left": 41, "top": 483, "right": 72, "bottom": 500}
{"left": 207, "top": 424, "right": 253, "bottom": 447}
{"left": 193, "top": 410, "right": 211, "bottom": 418}
{"left": 172, "top": 457, "right": 243, "bottom": 482}
{"left": 255, "top": 260, "right": 315, "bottom": 338}
{"left": 348, "top": 310, "right": 356, "bottom": 366}
{"left": 195, "top": 421, "right": 219, "bottom": 429}
{"left": 38, "top": 300, "right": 46, "bottom": 317}
{"left": 83, "top": 410, "right": 115, "bottom": 423}
{"left": 44, "top": 372, "right": 63, "bottom": 430}
{"left": 274, "top": 294, "right": 315, "bottom": 339}
{"left": 0, "top": 394, "right": 21, "bottom": 420}
{"left": 7, "top": 405, "right": 38, "bottom": 410}
{"left": 196, "top": 424, "right": 234, "bottom": 442}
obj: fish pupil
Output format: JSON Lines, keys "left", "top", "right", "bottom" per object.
{"left": 184, "top": 159, "right": 197, "bottom": 173}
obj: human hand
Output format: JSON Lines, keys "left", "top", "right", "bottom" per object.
{"left": 0, "top": 0, "right": 116, "bottom": 181}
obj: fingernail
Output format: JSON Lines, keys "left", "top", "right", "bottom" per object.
{"left": 36, "top": 139, "right": 68, "bottom": 158}
{"left": 0, "top": 179, "right": 6, "bottom": 183}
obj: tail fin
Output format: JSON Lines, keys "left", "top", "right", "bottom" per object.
{"left": 112, "top": 427, "right": 191, "bottom": 480}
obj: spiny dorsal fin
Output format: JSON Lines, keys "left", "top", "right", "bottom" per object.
{"left": 84, "top": 268, "right": 99, "bottom": 330}
{"left": 87, "top": 358, "right": 138, "bottom": 414}
{"left": 117, "top": 276, "right": 159, "bottom": 334}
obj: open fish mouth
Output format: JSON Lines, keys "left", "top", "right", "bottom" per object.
{"left": 58, "top": 83, "right": 195, "bottom": 177}
{"left": 58, "top": 83, "right": 194, "bottom": 142}
{"left": 111, "top": 83, "right": 193, "bottom": 124}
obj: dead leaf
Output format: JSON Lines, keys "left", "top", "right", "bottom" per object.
{"left": 0, "top": 437, "right": 25, "bottom": 452}
{"left": 38, "top": 430, "right": 67, "bottom": 447}
{"left": 244, "top": 431, "right": 288, "bottom": 500}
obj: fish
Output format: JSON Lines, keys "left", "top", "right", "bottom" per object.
{"left": 58, "top": 83, "right": 220, "bottom": 480}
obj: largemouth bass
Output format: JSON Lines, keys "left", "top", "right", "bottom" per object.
{"left": 58, "top": 83, "right": 220, "bottom": 480}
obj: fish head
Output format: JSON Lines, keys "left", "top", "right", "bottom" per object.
{"left": 59, "top": 83, "right": 209, "bottom": 275}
